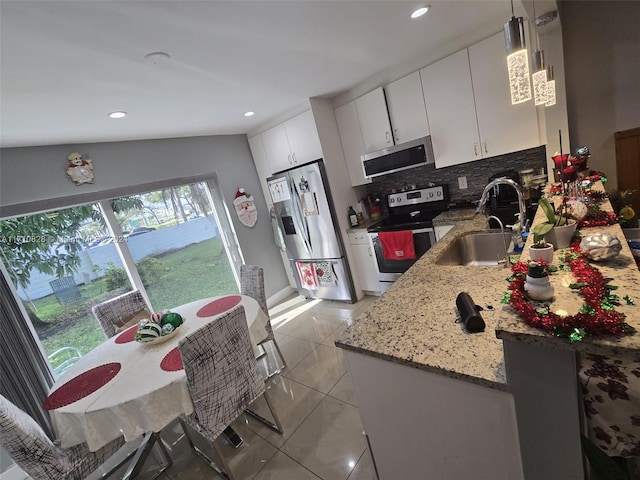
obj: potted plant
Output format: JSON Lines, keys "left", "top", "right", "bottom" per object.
{"left": 532, "top": 197, "right": 577, "bottom": 250}
{"left": 529, "top": 223, "right": 555, "bottom": 263}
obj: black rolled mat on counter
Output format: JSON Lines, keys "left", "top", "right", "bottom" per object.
{"left": 456, "top": 292, "right": 486, "bottom": 333}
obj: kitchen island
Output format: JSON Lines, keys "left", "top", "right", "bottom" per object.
{"left": 336, "top": 193, "right": 640, "bottom": 480}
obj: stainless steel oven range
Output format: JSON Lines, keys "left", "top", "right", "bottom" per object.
{"left": 367, "top": 185, "right": 449, "bottom": 292}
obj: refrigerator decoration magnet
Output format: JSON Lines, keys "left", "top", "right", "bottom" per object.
{"left": 233, "top": 188, "right": 257, "bottom": 227}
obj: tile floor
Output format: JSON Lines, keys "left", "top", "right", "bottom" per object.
{"left": 108, "top": 294, "right": 380, "bottom": 480}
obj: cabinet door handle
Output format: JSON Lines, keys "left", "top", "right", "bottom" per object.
{"left": 288, "top": 154, "right": 293, "bottom": 165}
{"left": 394, "top": 129, "right": 399, "bottom": 143}
{"left": 292, "top": 152, "right": 297, "bottom": 164}
{"left": 386, "top": 131, "right": 392, "bottom": 144}
{"left": 473, "top": 143, "right": 478, "bottom": 156}
{"left": 483, "top": 140, "right": 488, "bottom": 153}
{"left": 368, "top": 246, "right": 373, "bottom": 257}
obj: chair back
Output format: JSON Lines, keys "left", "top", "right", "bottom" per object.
{"left": 178, "top": 305, "right": 265, "bottom": 441}
{"left": 240, "top": 265, "right": 272, "bottom": 338}
{"left": 92, "top": 290, "right": 148, "bottom": 338}
{"left": 0, "top": 394, "right": 65, "bottom": 479}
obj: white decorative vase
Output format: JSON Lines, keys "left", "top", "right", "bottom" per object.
{"left": 529, "top": 243, "right": 554, "bottom": 263}
{"left": 546, "top": 220, "right": 578, "bottom": 250}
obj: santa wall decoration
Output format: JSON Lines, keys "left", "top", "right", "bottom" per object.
{"left": 233, "top": 188, "right": 257, "bottom": 227}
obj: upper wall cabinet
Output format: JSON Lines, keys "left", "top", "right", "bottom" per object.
{"left": 421, "top": 32, "right": 540, "bottom": 169}
{"left": 261, "top": 109, "right": 323, "bottom": 173}
{"left": 354, "top": 88, "right": 393, "bottom": 153}
{"left": 384, "top": 71, "right": 430, "bottom": 144}
{"left": 247, "top": 134, "right": 274, "bottom": 205}
{"left": 468, "top": 33, "right": 539, "bottom": 160}
{"left": 334, "top": 101, "right": 371, "bottom": 186}
{"left": 420, "top": 49, "right": 481, "bottom": 168}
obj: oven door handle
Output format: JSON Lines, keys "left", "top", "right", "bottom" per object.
{"left": 408, "top": 227, "right": 434, "bottom": 234}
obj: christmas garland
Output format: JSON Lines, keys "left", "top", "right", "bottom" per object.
{"left": 579, "top": 205, "right": 619, "bottom": 228}
{"left": 502, "top": 242, "right": 636, "bottom": 342}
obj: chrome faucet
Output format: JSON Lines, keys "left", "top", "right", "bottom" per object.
{"left": 476, "top": 178, "right": 527, "bottom": 231}
{"left": 487, "top": 215, "right": 510, "bottom": 267}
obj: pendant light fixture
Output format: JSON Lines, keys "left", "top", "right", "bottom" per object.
{"left": 537, "top": 14, "right": 558, "bottom": 108}
{"left": 504, "top": 0, "right": 531, "bottom": 104}
{"left": 545, "top": 65, "right": 556, "bottom": 107}
{"left": 530, "top": 0, "right": 547, "bottom": 105}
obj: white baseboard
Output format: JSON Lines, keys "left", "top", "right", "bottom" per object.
{"left": 266, "top": 286, "right": 297, "bottom": 308}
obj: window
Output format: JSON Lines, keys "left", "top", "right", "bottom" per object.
{"left": 0, "top": 178, "right": 241, "bottom": 377}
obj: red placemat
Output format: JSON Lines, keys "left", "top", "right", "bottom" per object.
{"left": 43, "top": 363, "right": 121, "bottom": 410}
{"left": 160, "top": 347, "right": 183, "bottom": 372}
{"left": 115, "top": 325, "right": 137, "bottom": 344}
{"left": 196, "top": 295, "right": 242, "bottom": 318}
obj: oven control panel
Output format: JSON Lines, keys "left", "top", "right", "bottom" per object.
{"left": 388, "top": 186, "right": 446, "bottom": 207}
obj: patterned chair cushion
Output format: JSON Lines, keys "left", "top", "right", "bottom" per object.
{"left": 0, "top": 394, "right": 125, "bottom": 480}
{"left": 178, "top": 305, "right": 265, "bottom": 442}
{"left": 240, "top": 265, "right": 272, "bottom": 338}
{"left": 92, "top": 290, "right": 148, "bottom": 338}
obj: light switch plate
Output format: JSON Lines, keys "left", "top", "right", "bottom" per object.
{"left": 458, "top": 176, "right": 468, "bottom": 189}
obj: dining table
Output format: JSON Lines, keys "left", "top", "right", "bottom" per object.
{"left": 43, "top": 294, "right": 269, "bottom": 452}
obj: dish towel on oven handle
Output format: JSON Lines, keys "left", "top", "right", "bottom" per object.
{"left": 378, "top": 231, "right": 416, "bottom": 260}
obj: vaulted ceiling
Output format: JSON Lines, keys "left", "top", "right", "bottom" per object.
{"left": 0, "top": 1, "right": 520, "bottom": 148}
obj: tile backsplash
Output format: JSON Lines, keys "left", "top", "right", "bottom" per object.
{"left": 364, "top": 145, "right": 547, "bottom": 205}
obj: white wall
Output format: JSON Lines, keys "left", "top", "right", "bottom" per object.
{"left": 560, "top": 0, "right": 640, "bottom": 190}
{"left": 0, "top": 135, "right": 290, "bottom": 297}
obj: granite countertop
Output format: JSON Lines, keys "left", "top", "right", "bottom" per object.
{"left": 432, "top": 208, "right": 477, "bottom": 225}
{"left": 495, "top": 194, "right": 640, "bottom": 356}
{"left": 336, "top": 213, "right": 513, "bottom": 390}
{"left": 336, "top": 188, "right": 640, "bottom": 390}
{"left": 346, "top": 217, "right": 386, "bottom": 233}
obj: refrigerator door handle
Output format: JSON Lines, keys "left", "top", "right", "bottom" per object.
{"left": 290, "top": 180, "right": 312, "bottom": 254}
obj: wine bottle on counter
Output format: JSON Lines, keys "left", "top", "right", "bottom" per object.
{"left": 348, "top": 206, "right": 358, "bottom": 227}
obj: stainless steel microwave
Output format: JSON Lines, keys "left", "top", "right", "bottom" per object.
{"left": 361, "top": 136, "right": 435, "bottom": 179}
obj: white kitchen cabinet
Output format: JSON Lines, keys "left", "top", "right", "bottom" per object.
{"left": 354, "top": 87, "right": 393, "bottom": 153}
{"left": 348, "top": 231, "right": 380, "bottom": 292}
{"left": 421, "top": 32, "right": 540, "bottom": 169}
{"left": 468, "top": 33, "right": 539, "bottom": 159}
{"left": 420, "top": 49, "right": 481, "bottom": 168}
{"left": 284, "top": 109, "right": 323, "bottom": 166}
{"left": 434, "top": 224, "right": 454, "bottom": 242}
{"left": 384, "top": 71, "right": 430, "bottom": 144}
{"left": 334, "top": 101, "right": 371, "bottom": 187}
{"left": 247, "top": 134, "right": 274, "bottom": 205}
{"left": 261, "top": 123, "right": 293, "bottom": 173}
{"left": 344, "top": 350, "right": 524, "bottom": 479}
{"left": 260, "top": 110, "right": 323, "bottom": 174}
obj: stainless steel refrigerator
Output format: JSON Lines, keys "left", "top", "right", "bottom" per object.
{"left": 268, "top": 160, "right": 356, "bottom": 302}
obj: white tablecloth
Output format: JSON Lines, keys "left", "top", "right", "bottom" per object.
{"left": 47, "top": 295, "right": 268, "bottom": 452}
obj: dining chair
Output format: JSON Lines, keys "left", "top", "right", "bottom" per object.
{"left": 47, "top": 346, "right": 82, "bottom": 376}
{"left": 1, "top": 393, "right": 120, "bottom": 480}
{"left": 177, "top": 305, "right": 283, "bottom": 480}
{"left": 92, "top": 289, "right": 149, "bottom": 338}
{"left": 0, "top": 394, "right": 171, "bottom": 480}
{"left": 240, "top": 264, "right": 287, "bottom": 373}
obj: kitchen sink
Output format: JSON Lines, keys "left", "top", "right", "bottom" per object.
{"left": 436, "top": 231, "right": 514, "bottom": 266}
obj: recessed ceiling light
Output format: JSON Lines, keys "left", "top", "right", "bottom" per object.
{"left": 108, "top": 111, "right": 127, "bottom": 119}
{"left": 144, "top": 51, "right": 171, "bottom": 64}
{"left": 244, "top": 111, "right": 255, "bottom": 117}
{"left": 411, "top": 5, "right": 431, "bottom": 19}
